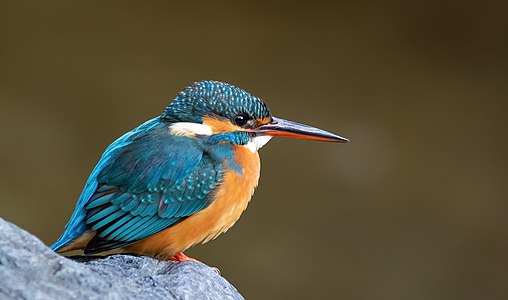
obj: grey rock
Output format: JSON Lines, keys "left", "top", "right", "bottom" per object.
{"left": 0, "top": 218, "right": 243, "bottom": 300}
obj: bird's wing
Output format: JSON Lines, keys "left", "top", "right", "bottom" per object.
{"left": 51, "top": 118, "right": 163, "bottom": 251}
{"left": 81, "top": 125, "right": 225, "bottom": 254}
{"left": 51, "top": 118, "right": 227, "bottom": 254}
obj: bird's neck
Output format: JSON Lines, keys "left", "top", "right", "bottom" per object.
{"left": 207, "top": 131, "right": 251, "bottom": 145}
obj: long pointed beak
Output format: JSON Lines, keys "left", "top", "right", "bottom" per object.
{"left": 253, "top": 116, "right": 349, "bottom": 143}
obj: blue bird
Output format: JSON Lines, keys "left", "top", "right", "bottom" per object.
{"left": 51, "top": 81, "right": 348, "bottom": 262}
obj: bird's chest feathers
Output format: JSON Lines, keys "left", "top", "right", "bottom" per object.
{"left": 208, "top": 145, "right": 261, "bottom": 236}
{"left": 187, "top": 145, "right": 260, "bottom": 244}
{"left": 195, "top": 146, "right": 260, "bottom": 242}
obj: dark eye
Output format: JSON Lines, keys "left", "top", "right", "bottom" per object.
{"left": 234, "top": 114, "right": 249, "bottom": 126}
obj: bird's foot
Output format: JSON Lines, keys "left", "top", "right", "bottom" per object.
{"left": 168, "top": 252, "right": 220, "bottom": 274}
{"left": 168, "top": 252, "right": 200, "bottom": 263}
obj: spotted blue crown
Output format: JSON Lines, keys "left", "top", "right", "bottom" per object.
{"left": 161, "top": 81, "right": 271, "bottom": 123}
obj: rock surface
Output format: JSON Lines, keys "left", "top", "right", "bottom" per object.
{"left": 0, "top": 218, "right": 243, "bottom": 300}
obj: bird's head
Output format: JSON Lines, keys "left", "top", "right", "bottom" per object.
{"left": 161, "top": 81, "right": 348, "bottom": 152}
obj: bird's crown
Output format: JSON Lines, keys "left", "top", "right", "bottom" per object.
{"left": 161, "top": 81, "right": 272, "bottom": 126}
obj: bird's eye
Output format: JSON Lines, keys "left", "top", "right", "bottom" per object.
{"left": 234, "top": 114, "right": 249, "bottom": 127}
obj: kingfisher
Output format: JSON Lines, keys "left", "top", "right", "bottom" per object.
{"left": 51, "top": 80, "right": 348, "bottom": 262}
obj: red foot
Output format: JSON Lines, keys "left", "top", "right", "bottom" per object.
{"left": 168, "top": 252, "right": 221, "bottom": 274}
{"left": 168, "top": 252, "right": 201, "bottom": 263}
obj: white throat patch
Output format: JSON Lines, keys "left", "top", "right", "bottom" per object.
{"left": 244, "top": 136, "right": 272, "bottom": 153}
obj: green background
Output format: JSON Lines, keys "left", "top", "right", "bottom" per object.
{"left": 1, "top": 1, "right": 507, "bottom": 299}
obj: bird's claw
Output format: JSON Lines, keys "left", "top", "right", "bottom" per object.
{"left": 168, "top": 252, "right": 221, "bottom": 275}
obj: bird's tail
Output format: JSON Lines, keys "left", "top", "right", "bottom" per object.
{"left": 50, "top": 216, "right": 89, "bottom": 252}
{"left": 51, "top": 228, "right": 95, "bottom": 253}
{"left": 50, "top": 237, "right": 69, "bottom": 252}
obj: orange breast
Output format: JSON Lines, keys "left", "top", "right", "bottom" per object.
{"left": 126, "top": 145, "right": 260, "bottom": 259}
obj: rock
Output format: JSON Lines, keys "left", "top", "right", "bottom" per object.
{"left": 0, "top": 218, "right": 243, "bottom": 300}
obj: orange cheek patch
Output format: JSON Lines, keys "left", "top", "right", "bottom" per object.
{"left": 256, "top": 116, "right": 272, "bottom": 126}
{"left": 202, "top": 116, "right": 240, "bottom": 134}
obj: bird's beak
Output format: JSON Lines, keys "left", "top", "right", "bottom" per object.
{"left": 253, "top": 116, "right": 349, "bottom": 143}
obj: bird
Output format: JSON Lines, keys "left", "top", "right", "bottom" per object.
{"left": 51, "top": 80, "right": 348, "bottom": 262}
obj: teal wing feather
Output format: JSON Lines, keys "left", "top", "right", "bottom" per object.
{"left": 83, "top": 127, "right": 225, "bottom": 254}
{"left": 84, "top": 156, "right": 223, "bottom": 253}
{"left": 51, "top": 118, "right": 232, "bottom": 254}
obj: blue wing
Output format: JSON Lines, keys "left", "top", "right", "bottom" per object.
{"left": 51, "top": 118, "right": 228, "bottom": 253}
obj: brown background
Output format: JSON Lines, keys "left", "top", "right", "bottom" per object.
{"left": 1, "top": 1, "right": 507, "bottom": 299}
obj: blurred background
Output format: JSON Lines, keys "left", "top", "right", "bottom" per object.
{"left": 1, "top": 1, "right": 507, "bottom": 299}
